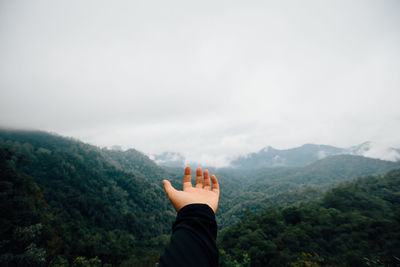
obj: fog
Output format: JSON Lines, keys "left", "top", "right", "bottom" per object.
{"left": 1, "top": 0, "right": 399, "bottom": 166}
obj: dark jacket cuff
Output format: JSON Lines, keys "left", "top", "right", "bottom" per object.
{"left": 173, "top": 204, "right": 217, "bottom": 240}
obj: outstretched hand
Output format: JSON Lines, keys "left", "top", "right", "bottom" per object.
{"left": 162, "top": 166, "right": 220, "bottom": 213}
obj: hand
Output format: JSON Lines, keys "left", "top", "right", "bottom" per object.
{"left": 162, "top": 166, "right": 220, "bottom": 213}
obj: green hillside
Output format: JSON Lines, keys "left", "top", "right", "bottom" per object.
{"left": 0, "top": 130, "right": 175, "bottom": 266}
{"left": 103, "top": 148, "right": 176, "bottom": 184}
{"left": 0, "top": 148, "right": 61, "bottom": 266}
{"left": 215, "top": 155, "right": 400, "bottom": 229}
{"left": 218, "top": 169, "right": 400, "bottom": 266}
{"left": 1, "top": 129, "right": 399, "bottom": 266}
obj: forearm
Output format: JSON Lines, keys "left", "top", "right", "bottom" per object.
{"left": 158, "top": 204, "right": 219, "bottom": 267}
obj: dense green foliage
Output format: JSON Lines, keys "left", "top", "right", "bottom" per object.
{"left": 218, "top": 169, "right": 400, "bottom": 266}
{"left": 216, "top": 156, "right": 400, "bottom": 228}
{"left": 0, "top": 130, "right": 175, "bottom": 266}
{"left": 102, "top": 148, "right": 178, "bottom": 185}
{"left": 1, "top": 129, "right": 399, "bottom": 266}
{"left": 0, "top": 148, "right": 61, "bottom": 266}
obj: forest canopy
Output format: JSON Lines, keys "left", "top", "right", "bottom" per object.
{"left": 0, "top": 130, "right": 399, "bottom": 266}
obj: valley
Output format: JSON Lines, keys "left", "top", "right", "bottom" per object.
{"left": 1, "top": 129, "right": 399, "bottom": 266}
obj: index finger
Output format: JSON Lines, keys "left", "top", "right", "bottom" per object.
{"left": 183, "top": 166, "right": 192, "bottom": 190}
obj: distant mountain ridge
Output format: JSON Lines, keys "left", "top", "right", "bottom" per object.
{"left": 150, "top": 142, "right": 400, "bottom": 169}
{"left": 230, "top": 142, "right": 400, "bottom": 169}
{"left": 231, "top": 144, "right": 343, "bottom": 169}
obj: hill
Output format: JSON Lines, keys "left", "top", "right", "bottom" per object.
{"left": 1, "top": 129, "right": 399, "bottom": 266}
{"left": 218, "top": 168, "right": 400, "bottom": 266}
{"left": 102, "top": 148, "right": 179, "bottom": 184}
{"left": 0, "top": 129, "right": 175, "bottom": 266}
{"left": 216, "top": 155, "right": 400, "bottom": 228}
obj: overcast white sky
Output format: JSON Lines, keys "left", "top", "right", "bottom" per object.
{"left": 1, "top": 0, "right": 399, "bottom": 166}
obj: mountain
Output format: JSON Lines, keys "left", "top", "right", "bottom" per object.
{"left": 347, "top": 141, "right": 373, "bottom": 155}
{"left": 229, "top": 142, "right": 400, "bottom": 169}
{"left": 230, "top": 144, "right": 344, "bottom": 168}
{"left": 218, "top": 168, "right": 400, "bottom": 266}
{"left": 216, "top": 154, "right": 400, "bottom": 228}
{"left": 103, "top": 148, "right": 176, "bottom": 184}
{"left": 1, "top": 129, "right": 399, "bottom": 266}
{"left": 0, "top": 129, "right": 175, "bottom": 266}
{"left": 131, "top": 141, "right": 400, "bottom": 169}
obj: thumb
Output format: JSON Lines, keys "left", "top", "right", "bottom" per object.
{"left": 162, "top": 180, "right": 175, "bottom": 196}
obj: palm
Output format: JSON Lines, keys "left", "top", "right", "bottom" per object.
{"left": 162, "top": 166, "right": 220, "bottom": 213}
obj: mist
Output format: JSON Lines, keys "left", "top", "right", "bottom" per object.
{"left": 1, "top": 0, "right": 399, "bottom": 166}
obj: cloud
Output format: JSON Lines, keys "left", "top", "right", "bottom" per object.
{"left": 362, "top": 143, "right": 400, "bottom": 162}
{"left": 0, "top": 0, "right": 400, "bottom": 166}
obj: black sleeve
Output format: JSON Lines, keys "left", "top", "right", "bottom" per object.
{"left": 158, "top": 204, "right": 219, "bottom": 267}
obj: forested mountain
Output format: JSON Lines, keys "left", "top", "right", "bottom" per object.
{"left": 102, "top": 148, "right": 180, "bottom": 185}
{"left": 0, "top": 130, "right": 175, "bottom": 266}
{"left": 215, "top": 155, "right": 400, "bottom": 228}
{"left": 1, "top": 129, "right": 399, "bottom": 266}
{"left": 218, "top": 168, "right": 400, "bottom": 266}
{"left": 101, "top": 143, "right": 400, "bottom": 230}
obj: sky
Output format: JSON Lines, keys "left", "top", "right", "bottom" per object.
{"left": 1, "top": 0, "right": 400, "bottom": 166}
